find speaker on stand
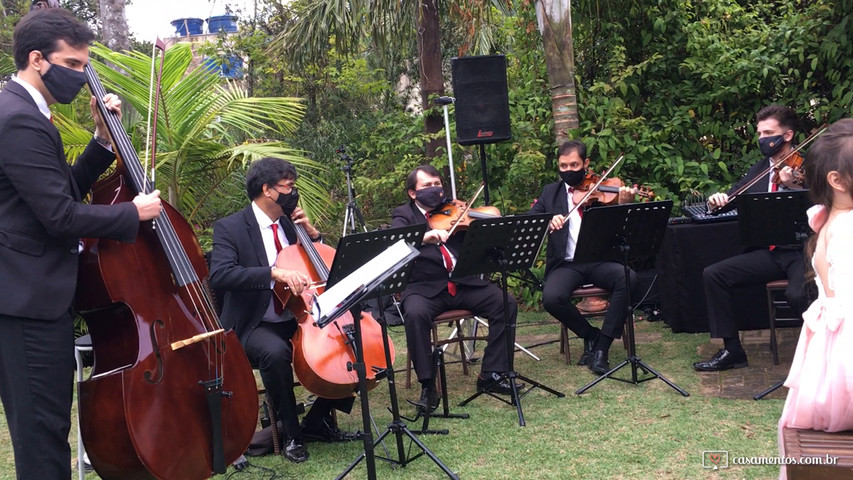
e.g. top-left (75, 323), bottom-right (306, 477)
top-left (450, 54), bottom-right (511, 205)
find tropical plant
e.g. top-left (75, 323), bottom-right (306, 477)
top-left (0, 52), bottom-right (14, 76)
top-left (54, 42), bottom-right (331, 230)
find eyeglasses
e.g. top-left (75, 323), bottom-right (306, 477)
top-left (272, 182), bottom-right (294, 194)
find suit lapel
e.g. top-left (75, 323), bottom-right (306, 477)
top-left (242, 206), bottom-right (268, 267)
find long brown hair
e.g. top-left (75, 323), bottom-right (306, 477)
top-left (802, 119), bottom-right (853, 278)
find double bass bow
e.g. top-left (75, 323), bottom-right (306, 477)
top-left (75, 50), bottom-right (257, 479)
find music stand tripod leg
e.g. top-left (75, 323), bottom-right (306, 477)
top-left (337, 289), bottom-right (459, 480)
top-left (754, 380), bottom-right (785, 400)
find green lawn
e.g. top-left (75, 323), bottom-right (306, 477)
top-left (0, 311), bottom-right (786, 479)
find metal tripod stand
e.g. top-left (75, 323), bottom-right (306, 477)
top-left (336, 145), bottom-right (368, 236)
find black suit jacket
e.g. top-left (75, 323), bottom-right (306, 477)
top-left (390, 202), bottom-right (488, 300)
top-left (209, 205), bottom-right (299, 345)
top-left (0, 81), bottom-right (138, 320)
top-left (527, 181), bottom-right (575, 278)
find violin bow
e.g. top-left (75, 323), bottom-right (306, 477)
top-left (561, 153), bottom-right (626, 221)
top-left (708, 124), bottom-right (828, 214)
top-left (446, 182), bottom-right (486, 237)
top-left (143, 38), bottom-right (167, 195)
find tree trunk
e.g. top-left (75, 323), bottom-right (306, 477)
top-left (99, 0), bottom-right (130, 52)
top-left (417, 0), bottom-right (444, 159)
top-left (536, 0), bottom-right (578, 145)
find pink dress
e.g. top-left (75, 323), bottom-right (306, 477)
top-left (778, 207), bottom-right (853, 479)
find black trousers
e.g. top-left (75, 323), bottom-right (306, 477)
top-left (0, 312), bottom-right (74, 480)
top-left (402, 283), bottom-right (515, 382)
top-left (542, 261), bottom-right (639, 339)
top-left (244, 321), bottom-right (354, 439)
top-left (703, 247), bottom-right (807, 339)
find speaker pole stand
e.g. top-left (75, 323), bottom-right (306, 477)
top-left (478, 143), bottom-right (490, 206)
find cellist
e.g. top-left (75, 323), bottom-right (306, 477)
top-left (209, 157), bottom-right (357, 464)
top-left (694, 105), bottom-right (809, 372)
top-left (0, 9), bottom-right (161, 479)
top-left (527, 140), bottom-right (638, 376)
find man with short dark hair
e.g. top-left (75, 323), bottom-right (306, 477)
top-left (210, 157), bottom-right (357, 464)
top-left (528, 140), bottom-right (638, 375)
top-left (0, 8), bottom-right (161, 479)
top-left (391, 165), bottom-right (518, 412)
top-left (693, 105), bottom-right (808, 371)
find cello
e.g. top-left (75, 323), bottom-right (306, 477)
top-left (273, 217), bottom-right (395, 400)
top-left (74, 60), bottom-right (257, 478)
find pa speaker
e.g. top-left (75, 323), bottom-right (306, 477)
top-left (451, 55), bottom-right (511, 145)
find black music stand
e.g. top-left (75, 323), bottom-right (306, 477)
top-left (454, 214), bottom-right (564, 426)
top-left (574, 201), bottom-right (689, 396)
top-left (736, 190), bottom-right (811, 400)
top-left (326, 226), bottom-right (459, 480)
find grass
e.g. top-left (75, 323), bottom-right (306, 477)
top-left (0, 310), bottom-right (787, 479)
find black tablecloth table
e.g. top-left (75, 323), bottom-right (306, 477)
top-left (656, 221), bottom-right (770, 333)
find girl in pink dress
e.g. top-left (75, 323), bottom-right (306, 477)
top-left (778, 118), bottom-right (853, 479)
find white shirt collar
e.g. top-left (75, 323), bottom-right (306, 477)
top-left (251, 201), bottom-right (279, 230)
top-left (12, 76), bottom-right (51, 120)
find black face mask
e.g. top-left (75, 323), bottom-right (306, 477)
top-left (559, 168), bottom-right (586, 187)
top-left (758, 133), bottom-right (788, 158)
top-left (415, 186), bottom-right (446, 209)
top-left (274, 187), bottom-right (299, 217)
top-left (40, 58), bottom-right (87, 104)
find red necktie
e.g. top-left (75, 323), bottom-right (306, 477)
top-left (426, 212), bottom-right (456, 296)
top-left (271, 223), bottom-right (284, 314)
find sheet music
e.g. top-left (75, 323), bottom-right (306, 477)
top-left (312, 239), bottom-right (419, 327)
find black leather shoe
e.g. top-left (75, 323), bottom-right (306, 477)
top-left (301, 418), bottom-right (360, 443)
top-left (693, 348), bottom-right (748, 371)
top-left (284, 438), bottom-right (309, 463)
top-left (589, 350), bottom-right (610, 375)
top-left (577, 327), bottom-right (600, 366)
top-left (476, 372), bottom-right (525, 395)
top-left (415, 385), bottom-right (439, 413)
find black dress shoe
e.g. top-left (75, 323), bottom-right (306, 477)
top-left (577, 327), bottom-right (600, 366)
top-left (476, 372), bottom-right (525, 395)
top-left (301, 418), bottom-right (360, 443)
top-left (692, 348), bottom-right (748, 371)
top-left (415, 385), bottom-right (439, 413)
top-left (284, 438), bottom-right (309, 463)
top-left (589, 350), bottom-right (610, 375)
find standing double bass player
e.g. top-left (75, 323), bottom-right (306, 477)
top-left (210, 157), bottom-right (358, 464)
top-left (0, 9), bottom-right (161, 479)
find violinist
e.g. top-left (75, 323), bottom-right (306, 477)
top-left (209, 158), bottom-right (357, 464)
top-left (0, 9), bottom-right (161, 479)
top-left (527, 140), bottom-right (639, 375)
top-left (694, 105), bottom-right (808, 372)
top-left (391, 165), bottom-right (519, 413)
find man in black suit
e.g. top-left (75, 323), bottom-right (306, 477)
top-left (209, 157), bottom-right (356, 464)
top-left (527, 140), bottom-right (639, 375)
top-left (0, 9), bottom-right (161, 479)
top-left (693, 105), bottom-right (808, 371)
top-left (391, 165), bottom-right (517, 411)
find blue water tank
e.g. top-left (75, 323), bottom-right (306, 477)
top-left (207, 15), bottom-right (238, 33)
top-left (171, 18), bottom-right (204, 36)
top-left (202, 56), bottom-right (244, 79)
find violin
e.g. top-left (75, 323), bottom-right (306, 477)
top-left (273, 219), bottom-right (394, 399)
top-left (427, 199), bottom-right (501, 233)
top-left (426, 182), bottom-right (501, 234)
top-left (572, 172), bottom-right (655, 208)
top-left (772, 150), bottom-right (805, 186)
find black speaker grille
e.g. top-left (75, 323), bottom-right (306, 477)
top-left (451, 55), bottom-right (511, 145)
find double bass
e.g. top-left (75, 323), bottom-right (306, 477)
top-left (273, 218), bottom-right (395, 399)
top-left (75, 62), bottom-right (257, 478)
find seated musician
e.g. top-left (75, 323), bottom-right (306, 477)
top-left (209, 158), bottom-right (356, 464)
top-left (527, 140), bottom-right (638, 375)
top-left (693, 105), bottom-right (808, 371)
top-left (391, 165), bottom-right (519, 412)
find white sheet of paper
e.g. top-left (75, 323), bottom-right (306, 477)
top-left (312, 239), bottom-right (418, 326)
